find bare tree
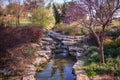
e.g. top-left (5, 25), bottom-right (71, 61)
top-left (6, 0), bottom-right (27, 26)
top-left (25, 0), bottom-right (44, 10)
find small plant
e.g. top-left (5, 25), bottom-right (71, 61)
top-left (104, 38), bottom-right (113, 48)
top-left (84, 46), bottom-right (98, 56)
top-left (104, 47), bottom-right (120, 58)
top-left (115, 36), bottom-right (120, 47)
top-left (85, 69), bottom-right (96, 77)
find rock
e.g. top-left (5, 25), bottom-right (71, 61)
top-left (0, 69), bottom-right (12, 75)
top-left (37, 51), bottom-right (51, 59)
top-left (68, 46), bottom-right (84, 52)
top-left (82, 36), bottom-right (89, 44)
top-left (25, 65), bottom-right (35, 74)
top-left (75, 70), bottom-right (85, 74)
top-left (37, 50), bottom-right (51, 55)
top-left (92, 75), bottom-right (114, 80)
top-left (74, 36), bottom-right (83, 39)
top-left (62, 41), bottom-right (76, 46)
top-left (33, 57), bottom-right (42, 66)
top-left (76, 74), bottom-right (89, 80)
top-left (53, 49), bottom-right (65, 54)
top-left (73, 60), bottom-right (89, 80)
top-left (66, 36), bottom-right (75, 39)
top-left (83, 45), bottom-right (89, 50)
top-left (42, 37), bottom-right (53, 41)
top-left (22, 65), bottom-right (36, 80)
top-left (48, 31), bottom-right (68, 41)
top-left (31, 43), bottom-right (40, 49)
top-left (40, 41), bottom-right (51, 45)
top-left (22, 75), bottom-right (35, 80)
top-left (73, 60), bottom-right (84, 69)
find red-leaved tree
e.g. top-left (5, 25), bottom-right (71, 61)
top-left (61, 0), bottom-right (120, 63)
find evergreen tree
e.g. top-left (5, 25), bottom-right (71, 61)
top-left (53, 4), bottom-right (61, 24)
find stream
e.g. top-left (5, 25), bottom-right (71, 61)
top-left (35, 40), bottom-right (76, 80)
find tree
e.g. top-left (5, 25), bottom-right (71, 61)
top-left (61, 0), bottom-right (120, 63)
top-left (25, 0), bottom-right (44, 10)
top-left (0, 0), bottom-right (4, 8)
top-left (31, 7), bottom-right (54, 30)
top-left (53, 3), bottom-right (61, 24)
top-left (6, 0), bottom-right (27, 26)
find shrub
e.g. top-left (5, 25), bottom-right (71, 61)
top-left (104, 47), bottom-right (120, 58)
top-left (106, 29), bottom-right (120, 39)
top-left (32, 7), bottom-right (54, 30)
top-left (84, 45), bottom-right (120, 76)
top-left (84, 46), bottom-right (98, 56)
top-left (53, 23), bottom-right (83, 35)
top-left (104, 36), bottom-right (120, 49)
top-left (115, 36), bottom-right (120, 47)
top-left (104, 38), bottom-right (114, 48)
top-left (84, 46), bottom-right (100, 65)
top-left (84, 57), bottom-right (120, 76)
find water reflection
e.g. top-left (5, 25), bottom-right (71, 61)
top-left (35, 54), bottom-right (75, 80)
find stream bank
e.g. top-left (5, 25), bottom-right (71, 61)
top-left (0, 30), bottom-right (89, 80)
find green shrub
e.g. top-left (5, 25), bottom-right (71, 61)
top-left (116, 67), bottom-right (120, 75)
top-left (104, 47), bottom-right (120, 58)
top-left (84, 47), bottom-right (120, 77)
top-left (84, 46), bottom-right (100, 65)
top-left (53, 23), bottom-right (83, 35)
top-left (106, 30), bottom-right (120, 39)
top-left (115, 36), bottom-right (120, 47)
top-left (84, 46), bottom-right (98, 56)
top-left (84, 57), bottom-right (120, 76)
top-left (32, 7), bottom-right (54, 30)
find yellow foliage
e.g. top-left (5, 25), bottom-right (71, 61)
top-left (115, 36), bottom-right (120, 47)
top-left (104, 36), bottom-right (120, 48)
top-left (104, 38), bottom-right (113, 45)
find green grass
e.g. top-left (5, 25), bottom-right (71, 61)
top-left (19, 20), bottom-right (31, 26)
top-left (10, 20), bottom-right (32, 27)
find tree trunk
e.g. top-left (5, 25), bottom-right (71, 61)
top-left (92, 30), bottom-right (105, 64)
top-left (99, 40), bottom-right (105, 64)
top-left (89, 28), bottom-right (105, 64)
top-left (16, 15), bottom-right (20, 26)
top-left (17, 14), bottom-right (20, 26)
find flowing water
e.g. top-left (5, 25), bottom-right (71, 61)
top-left (35, 49), bottom-right (76, 80)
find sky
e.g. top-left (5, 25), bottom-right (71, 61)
top-left (3, 0), bottom-right (72, 7)
top-left (2, 0), bottom-right (120, 17)
top-left (53, 0), bottom-right (72, 4)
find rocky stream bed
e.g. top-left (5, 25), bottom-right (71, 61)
top-left (21, 30), bottom-right (90, 80)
